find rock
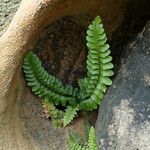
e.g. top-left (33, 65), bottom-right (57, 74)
top-left (0, 0), bottom-right (20, 36)
top-left (96, 22), bottom-right (150, 150)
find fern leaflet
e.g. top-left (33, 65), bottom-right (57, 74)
top-left (87, 127), bottom-right (97, 150)
top-left (67, 126), bottom-right (97, 150)
top-left (42, 98), bottom-right (64, 127)
top-left (63, 106), bottom-right (79, 127)
top-left (68, 130), bottom-right (87, 150)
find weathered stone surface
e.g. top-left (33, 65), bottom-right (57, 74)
top-left (0, 0), bottom-right (149, 149)
top-left (96, 22), bottom-right (150, 150)
top-left (0, 0), bottom-right (21, 36)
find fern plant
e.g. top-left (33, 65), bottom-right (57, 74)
top-left (67, 126), bottom-right (97, 150)
top-left (78, 16), bottom-right (114, 111)
top-left (42, 98), bottom-right (79, 128)
top-left (23, 15), bottom-right (114, 127)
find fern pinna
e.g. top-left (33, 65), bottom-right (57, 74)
top-left (23, 15), bottom-right (114, 126)
top-left (78, 16), bottom-right (114, 111)
top-left (67, 126), bottom-right (97, 150)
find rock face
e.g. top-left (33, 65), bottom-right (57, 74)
top-left (96, 22), bottom-right (150, 150)
top-left (0, 0), bottom-right (21, 36)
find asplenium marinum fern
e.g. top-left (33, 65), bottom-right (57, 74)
top-left (67, 126), bottom-right (97, 150)
top-left (42, 98), bottom-right (79, 128)
top-left (23, 15), bottom-right (114, 127)
top-left (42, 98), bottom-right (64, 127)
top-left (78, 16), bottom-right (114, 111)
top-left (23, 52), bottom-right (78, 107)
top-left (63, 106), bottom-right (79, 127)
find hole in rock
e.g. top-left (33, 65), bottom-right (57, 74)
top-left (21, 1), bottom-right (150, 147)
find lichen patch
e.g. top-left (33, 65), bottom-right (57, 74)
top-left (144, 74), bottom-right (150, 86)
top-left (104, 99), bottom-right (150, 150)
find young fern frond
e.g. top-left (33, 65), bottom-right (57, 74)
top-left (63, 106), bottom-right (79, 127)
top-left (87, 127), bottom-right (97, 150)
top-left (78, 16), bottom-right (114, 111)
top-left (42, 98), bottom-right (63, 118)
top-left (68, 130), bottom-right (87, 150)
top-left (42, 98), bottom-right (64, 127)
top-left (23, 51), bottom-right (78, 106)
top-left (67, 126), bottom-right (97, 150)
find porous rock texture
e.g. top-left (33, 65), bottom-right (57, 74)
top-left (0, 0), bottom-right (130, 149)
top-left (96, 22), bottom-right (150, 150)
top-left (0, 0), bottom-right (149, 149)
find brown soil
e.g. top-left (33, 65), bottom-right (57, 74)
top-left (20, 16), bottom-right (97, 149)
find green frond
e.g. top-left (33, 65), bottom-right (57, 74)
top-left (63, 106), bottom-right (79, 127)
top-left (68, 130), bottom-right (87, 150)
top-left (67, 126), bottom-right (97, 150)
top-left (78, 78), bottom-right (92, 100)
top-left (87, 127), bottom-right (98, 150)
top-left (51, 117), bottom-right (64, 128)
top-left (23, 51), bottom-right (78, 106)
top-left (42, 98), bottom-right (63, 118)
top-left (42, 98), bottom-right (64, 128)
top-left (78, 15), bottom-right (114, 111)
